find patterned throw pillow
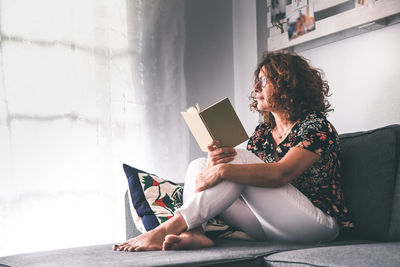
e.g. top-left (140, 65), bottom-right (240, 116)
top-left (123, 163), bottom-right (253, 240)
top-left (123, 164), bottom-right (183, 233)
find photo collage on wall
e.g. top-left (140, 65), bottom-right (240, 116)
top-left (271, 0), bottom-right (286, 25)
top-left (270, 0), bottom-right (316, 41)
top-left (356, 0), bottom-right (377, 8)
top-left (286, 0), bottom-right (315, 40)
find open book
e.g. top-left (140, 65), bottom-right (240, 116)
top-left (181, 98), bottom-right (249, 152)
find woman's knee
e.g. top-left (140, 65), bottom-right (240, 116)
top-left (191, 157), bottom-right (207, 167)
top-left (184, 157), bottom-right (207, 184)
top-left (186, 157), bottom-right (207, 173)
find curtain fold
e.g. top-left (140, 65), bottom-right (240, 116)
top-left (0, 0), bottom-right (187, 256)
top-left (127, 0), bottom-right (188, 180)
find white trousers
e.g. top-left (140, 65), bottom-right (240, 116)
top-left (177, 149), bottom-right (339, 243)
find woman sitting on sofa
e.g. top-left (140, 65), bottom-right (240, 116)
top-left (114, 51), bottom-right (354, 252)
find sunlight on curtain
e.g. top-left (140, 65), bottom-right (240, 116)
top-left (0, 0), bottom-right (187, 256)
top-left (126, 0), bottom-right (188, 181)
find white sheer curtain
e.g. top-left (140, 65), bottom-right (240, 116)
top-left (126, 0), bottom-right (188, 181)
top-left (0, 0), bottom-right (187, 256)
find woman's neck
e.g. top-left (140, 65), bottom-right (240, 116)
top-left (272, 112), bottom-right (292, 132)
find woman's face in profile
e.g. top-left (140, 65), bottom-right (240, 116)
top-left (254, 66), bottom-right (274, 112)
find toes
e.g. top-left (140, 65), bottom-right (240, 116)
top-left (113, 244), bottom-right (126, 251)
top-left (118, 245), bottom-right (136, 252)
top-left (165, 234), bottom-right (181, 243)
top-left (124, 247), bottom-right (130, 252)
top-left (162, 241), bottom-right (171, 251)
top-left (134, 246), bottom-right (144, 252)
top-left (114, 239), bottom-right (149, 252)
top-left (114, 242), bottom-right (141, 252)
top-left (117, 244), bottom-right (129, 251)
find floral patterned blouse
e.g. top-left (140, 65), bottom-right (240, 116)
top-left (247, 113), bottom-right (354, 230)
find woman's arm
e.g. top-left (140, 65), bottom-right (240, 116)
top-left (196, 147), bottom-right (320, 191)
top-left (224, 147), bottom-right (320, 187)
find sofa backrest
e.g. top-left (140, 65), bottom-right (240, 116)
top-left (339, 124), bottom-right (400, 241)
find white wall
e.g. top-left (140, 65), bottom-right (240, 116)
top-left (299, 23), bottom-right (400, 134)
top-left (232, 0), bottom-right (260, 141)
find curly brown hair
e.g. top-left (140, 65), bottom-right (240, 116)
top-left (250, 51), bottom-right (332, 128)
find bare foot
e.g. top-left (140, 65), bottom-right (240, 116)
top-left (162, 231), bottom-right (214, 250)
top-left (113, 227), bottom-right (167, 252)
top-left (113, 212), bottom-right (188, 252)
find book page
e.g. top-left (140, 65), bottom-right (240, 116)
top-left (181, 108), bottom-right (213, 152)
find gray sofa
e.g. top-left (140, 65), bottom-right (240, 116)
top-left (1, 124), bottom-right (399, 267)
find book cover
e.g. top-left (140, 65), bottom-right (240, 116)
top-left (181, 98), bottom-right (249, 152)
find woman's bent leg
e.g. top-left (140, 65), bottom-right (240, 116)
top-left (179, 153), bottom-right (266, 241)
top-left (219, 196), bottom-right (267, 241)
top-left (241, 184), bottom-right (339, 243)
top-left (163, 157), bottom-right (232, 250)
top-left (181, 157), bottom-right (207, 204)
top-left (178, 149), bottom-right (339, 243)
top-left (178, 177), bottom-right (245, 230)
top-left (208, 149), bottom-right (339, 243)
top-left (177, 150), bottom-right (261, 231)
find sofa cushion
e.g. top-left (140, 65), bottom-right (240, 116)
top-left (339, 125), bottom-right (400, 241)
top-left (0, 241), bottom-right (310, 267)
top-left (264, 242), bottom-right (400, 267)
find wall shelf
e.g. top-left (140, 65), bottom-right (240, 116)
top-left (266, 0), bottom-right (400, 52)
